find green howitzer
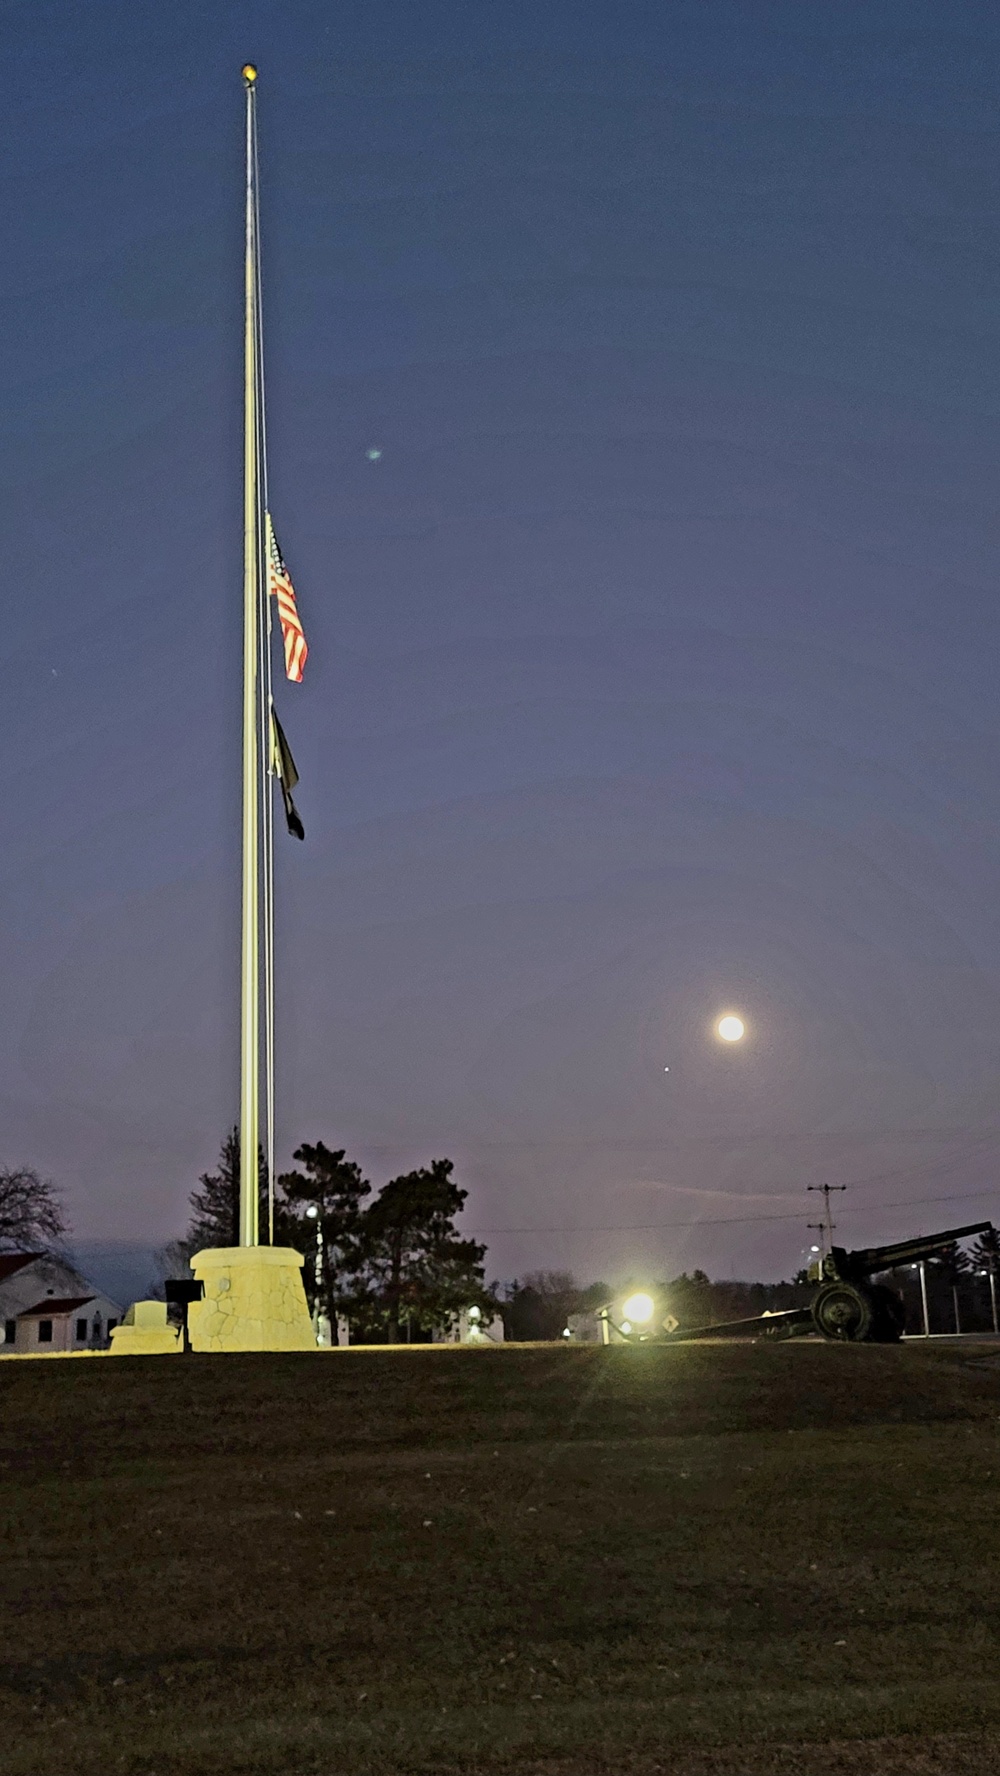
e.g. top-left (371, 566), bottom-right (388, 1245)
top-left (663, 1219), bottom-right (995, 1344)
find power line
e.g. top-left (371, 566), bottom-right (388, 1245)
top-left (465, 1184), bottom-right (997, 1238)
top-left (444, 1129), bottom-right (1000, 1151)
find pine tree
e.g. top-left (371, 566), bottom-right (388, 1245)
top-left (352, 1158), bottom-right (491, 1342)
top-left (275, 1142), bottom-right (371, 1324)
top-left (187, 1128), bottom-right (268, 1250)
top-left (971, 1227), bottom-right (1000, 1274)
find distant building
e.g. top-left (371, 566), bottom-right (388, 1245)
top-left (434, 1305), bottom-right (505, 1344)
top-left (0, 1254), bottom-right (122, 1354)
top-left (564, 1310), bottom-right (607, 1343)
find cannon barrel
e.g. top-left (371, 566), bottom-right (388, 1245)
top-left (663, 1307), bottom-right (812, 1342)
top-left (834, 1220), bottom-right (994, 1282)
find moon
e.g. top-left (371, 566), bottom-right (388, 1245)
top-left (717, 1014), bottom-right (745, 1042)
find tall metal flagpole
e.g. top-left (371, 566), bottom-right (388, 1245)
top-left (239, 64), bottom-right (260, 1246)
top-left (252, 98), bottom-right (277, 1248)
top-left (157, 66), bottom-right (315, 1353)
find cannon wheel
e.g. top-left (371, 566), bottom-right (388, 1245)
top-left (867, 1283), bottom-right (906, 1343)
top-left (812, 1282), bottom-right (873, 1342)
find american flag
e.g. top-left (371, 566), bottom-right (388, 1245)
top-left (266, 512), bottom-right (308, 682)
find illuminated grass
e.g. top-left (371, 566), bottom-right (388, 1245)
top-left (2, 1342), bottom-right (1000, 1773)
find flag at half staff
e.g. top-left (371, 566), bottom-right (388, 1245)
top-left (270, 707), bottom-right (305, 840)
top-left (266, 512), bottom-right (308, 682)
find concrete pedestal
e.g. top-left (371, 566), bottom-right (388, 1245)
top-left (110, 1300), bottom-right (181, 1356)
top-left (187, 1246), bottom-right (316, 1352)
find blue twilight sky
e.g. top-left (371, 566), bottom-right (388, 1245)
top-left (4, 0), bottom-right (1000, 1285)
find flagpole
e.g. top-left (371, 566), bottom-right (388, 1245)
top-left (170, 69), bottom-right (314, 1355)
top-left (239, 64), bottom-right (260, 1247)
top-left (253, 98), bottom-right (277, 1247)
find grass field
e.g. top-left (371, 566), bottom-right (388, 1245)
top-left (3, 1340), bottom-right (1000, 1775)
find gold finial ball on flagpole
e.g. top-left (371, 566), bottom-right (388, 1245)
top-left (242, 64), bottom-right (258, 84)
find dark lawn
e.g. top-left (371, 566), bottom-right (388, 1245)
top-left (2, 1340), bottom-right (1000, 1774)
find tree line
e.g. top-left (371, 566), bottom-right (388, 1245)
top-left (174, 1130), bottom-right (495, 1343)
top-left (4, 1152), bottom-right (999, 1342)
top-left (499, 1268), bottom-right (818, 1339)
top-left (501, 1235), bottom-right (1000, 1340)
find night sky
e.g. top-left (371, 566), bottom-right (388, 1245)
top-left (5, 0), bottom-right (1000, 1286)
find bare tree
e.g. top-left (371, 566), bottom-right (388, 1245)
top-left (146, 1240), bottom-right (194, 1300)
top-left (0, 1166), bottom-right (68, 1252)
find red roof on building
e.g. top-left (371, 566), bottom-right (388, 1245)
top-left (17, 1296), bottom-right (95, 1319)
top-left (0, 1253), bottom-right (39, 1283)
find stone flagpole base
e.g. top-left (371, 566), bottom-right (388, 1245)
top-left (187, 1246), bottom-right (316, 1352)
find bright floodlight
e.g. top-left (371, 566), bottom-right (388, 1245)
top-left (622, 1292), bottom-right (654, 1324)
top-left (305, 1205), bottom-right (319, 1220)
top-left (717, 1015), bottom-right (745, 1042)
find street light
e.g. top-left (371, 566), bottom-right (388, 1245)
top-left (304, 1205), bottom-right (326, 1344)
top-left (980, 1268), bottom-right (999, 1335)
top-left (622, 1292), bottom-right (654, 1325)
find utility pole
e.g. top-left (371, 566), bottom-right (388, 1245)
top-left (807, 1183), bottom-right (846, 1254)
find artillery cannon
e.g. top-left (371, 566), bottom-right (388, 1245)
top-left (805, 1220), bottom-right (993, 1342)
top-left (656, 1220), bottom-right (995, 1344)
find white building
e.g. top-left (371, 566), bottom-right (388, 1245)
top-left (0, 1254), bottom-right (122, 1354)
